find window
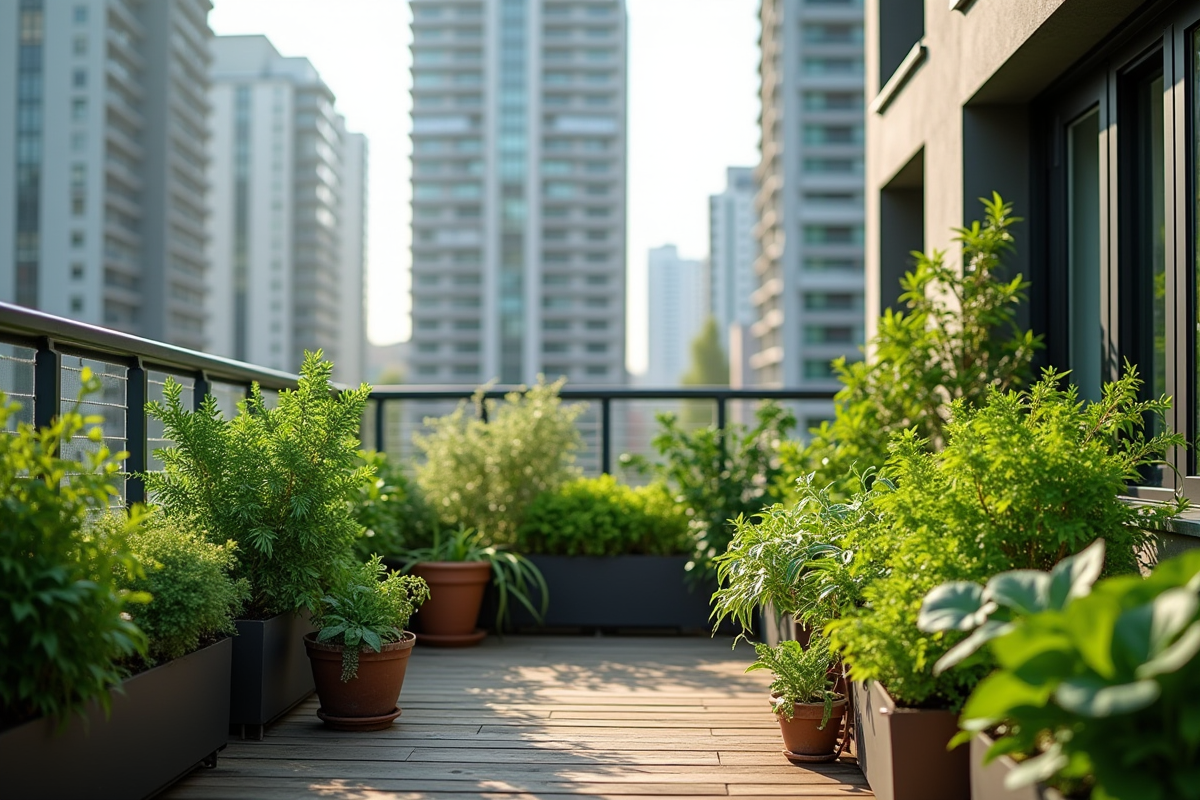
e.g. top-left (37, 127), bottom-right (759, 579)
top-left (585, 343), bottom-right (607, 353)
top-left (804, 257), bottom-right (861, 272)
top-left (70, 297), bottom-right (83, 313)
top-left (805, 325), bottom-right (861, 344)
top-left (803, 158), bottom-right (863, 174)
top-left (71, 231), bottom-right (84, 247)
top-left (73, 36), bottom-right (87, 55)
top-left (804, 225), bottom-right (864, 245)
top-left (585, 365), bottom-right (608, 376)
top-left (72, 69), bottom-right (86, 88)
top-left (803, 57), bottom-right (863, 76)
top-left (71, 263), bottom-right (84, 279)
top-left (1067, 108), bottom-right (1102, 402)
top-left (543, 342), bottom-right (568, 353)
top-left (454, 319), bottom-right (480, 330)
top-left (803, 125), bottom-right (863, 146)
top-left (804, 292), bottom-right (860, 311)
top-left (804, 359), bottom-right (837, 380)
top-left (72, 99), bottom-right (87, 121)
top-left (802, 24), bottom-right (863, 45)
top-left (73, 5), bottom-right (87, 23)
top-left (803, 91), bottom-right (863, 111)
top-left (585, 320), bottom-right (607, 330)
top-left (544, 319), bottom-right (569, 330)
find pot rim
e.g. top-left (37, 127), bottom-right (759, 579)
top-left (304, 630), bottom-right (416, 654)
top-left (770, 692), bottom-right (848, 708)
top-left (412, 560), bottom-right (492, 569)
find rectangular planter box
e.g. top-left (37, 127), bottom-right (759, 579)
top-left (853, 680), bottom-right (970, 800)
top-left (971, 733), bottom-right (1063, 800)
top-left (0, 637), bottom-right (232, 800)
top-left (499, 555), bottom-right (721, 632)
top-left (229, 611), bottom-right (315, 738)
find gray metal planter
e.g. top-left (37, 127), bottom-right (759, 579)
top-left (0, 637), bottom-right (232, 800)
top-left (229, 611), bottom-right (316, 739)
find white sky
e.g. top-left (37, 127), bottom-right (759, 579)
top-left (209, 0), bottom-right (761, 376)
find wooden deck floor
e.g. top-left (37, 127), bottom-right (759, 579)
top-left (165, 636), bottom-right (872, 800)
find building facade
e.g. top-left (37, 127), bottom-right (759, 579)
top-left (406, 0), bottom-right (628, 386)
top-left (708, 166), bottom-right (757, 377)
top-left (752, 0), bottom-right (866, 400)
top-left (863, 0), bottom-right (1200, 503)
top-left (0, 0), bottom-right (213, 349)
top-left (208, 35), bottom-right (366, 382)
top-left (644, 244), bottom-right (704, 387)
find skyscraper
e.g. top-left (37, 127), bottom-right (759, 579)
top-left (207, 35), bottom-right (367, 382)
top-left (752, 0), bottom-right (865, 405)
top-left (644, 244), bottom-right (704, 388)
top-left (0, 0), bottom-right (213, 349)
top-left (708, 166), bottom-right (756, 372)
top-left (407, 0), bottom-right (628, 386)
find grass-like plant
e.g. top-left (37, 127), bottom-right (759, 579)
top-left (314, 556), bottom-right (430, 682)
top-left (746, 637), bottom-right (841, 727)
top-left (0, 375), bottom-right (147, 727)
top-left (401, 526), bottom-right (548, 630)
top-left (145, 351), bottom-right (372, 617)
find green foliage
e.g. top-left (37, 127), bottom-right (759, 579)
top-left (826, 368), bottom-right (1186, 709)
top-left (0, 377), bottom-right (147, 727)
top-left (681, 317), bottom-right (730, 387)
top-left (401, 526), bottom-right (549, 630)
top-left (94, 510), bottom-right (249, 665)
top-left (352, 451), bottom-right (437, 561)
top-left (516, 476), bottom-right (691, 557)
top-left (746, 637), bottom-right (841, 726)
top-left (625, 402), bottom-right (796, 578)
top-left (414, 377), bottom-right (585, 545)
top-left (788, 194), bottom-right (1042, 495)
top-left (944, 546), bottom-right (1200, 800)
top-left (145, 351), bottom-right (372, 617)
top-left (314, 556), bottom-right (430, 682)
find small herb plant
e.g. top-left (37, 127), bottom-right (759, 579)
top-left (414, 377), bottom-right (585, 545)
top-left (516, 476), bottom-right (691, 557)
top-left (352, 450), bottom-right (437, 561)
top-left (624, 402), bottom-right (795, 578)
top-left (314, 556), bottom-right (430, 682)
top-left (145, 352), bottom-right (372, 617)
top-left (922, 542), bottom-right (1200, 799)
top-left (0, 377), bottom-right (147, 727)
top-left (92, 510), bottom-right (249, 665)
top-left (746, 637), bottom-right (841, 727)
top-left (402, 526), bottom-right (548, 630)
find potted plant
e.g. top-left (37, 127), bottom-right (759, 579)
top-left (145, 351), bottom-right (372, 738)
top-left (401, 526), bottom-right (547, 646)
top-left (746, 637), bottom-right (847, 763)
top-left (304, 556), bottom-right (429, 731)
top-left (351, 450), bottom-right (437, 566)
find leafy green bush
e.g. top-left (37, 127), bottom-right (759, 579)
top-left (414, 377), bottom-right (585, 544)
top-left (314, 556), bottom-right (430, 682)
top-left (826, 368), bottom-right (1185, 709)
top-left (787, 194), bottom-right (1042, 495)
top-left (0, 376), bottom-right (147, 727)
top-left (92, 510), bottom-right (249, 665)
top-left (923, 541), bottom-right (1200, 799)
top-left (747, 637), bottom-right (841, 726)
top-left (145, 351), bottom-right (372, 617)
top-left (352, 451), bottom-right (437, 561)
top-left (516, 476), bottom-right (691, 557)
top-left (625, 402), bottom-right (795, 577)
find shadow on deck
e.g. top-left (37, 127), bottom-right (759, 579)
top-left (164, 636), bottom-right (872, 799)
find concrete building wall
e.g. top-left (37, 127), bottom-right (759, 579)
top-left (339, 127), bottom-right (368, 386)
top-left (645, 245), bottom-right (704, 388)
top-left (708, 166), bottom-right (757, 355)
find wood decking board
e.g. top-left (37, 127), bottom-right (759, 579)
top-left (163, 636), bottom-right (871, 799)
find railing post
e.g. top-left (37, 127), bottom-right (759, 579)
top-left (33, 337), bottom-right (60, 433)
top-left (194, 371), bottom-right (210, 412)
top-left (375, 397), bottom-right (386, 454)
top-left (125, 358), bottom-right (148, 505)
top-left (600, 397), bottom-right (612, 475)
top-left (716, 395), bottom-right (728, 473)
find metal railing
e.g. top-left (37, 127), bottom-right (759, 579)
top-left (0, 302), bottom-right (837, 491)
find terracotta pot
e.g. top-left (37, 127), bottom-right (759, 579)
top-left (777, 697), bottom-right (847, 757)
top-left (411, 561), bottom-right (492, 646)
top-left (304, 631), bottom-right (415, 731)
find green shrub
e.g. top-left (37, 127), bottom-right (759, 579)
top-left (93, 511), bottom-right (249, 665)
top-left (746, 637), bottom-right (840, 725)
top-left (516, 476), bottom-right (691, 557)
top-left (145, 351), bottom-right (372, 617)
top-left (826, 368), bottom-right (1185, 709)
top-left (0, 375), bottom-right (147, 727)
top-left (414, 377), bottom-right (585, 544)
top-left (625, 402), bottom-right (795, 578)
top-left (352, 451), bottom-right (437, 561)
top-left (787, 194), bottom-right (1041, 496)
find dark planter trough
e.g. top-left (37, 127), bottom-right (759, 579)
top-left (971, 733), bottom-right (1063, 800)
top-left (0, 637), bottom-right (232, 800)
top-left (230, 611), bottom-right (316, 739)
top-left (853, 679), bottom-right (970, 800)
top-left (499, 555), bottom-right (720, 632)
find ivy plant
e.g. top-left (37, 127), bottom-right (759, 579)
top-left (314, 556), bottom-right (430, 682)
top-left (746, 637), bottom-right (841, 727)
top-left (145, 351), bottom-right (372, 617)
top-left (0, 376), bottom-right (147, 727)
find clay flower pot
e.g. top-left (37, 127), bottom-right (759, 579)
top-left (304, 631), bottom-right (415, 731)
top-left (411, 561), bottom-right (492, 647)
top-left (776, 697), bottom-right (847, 762)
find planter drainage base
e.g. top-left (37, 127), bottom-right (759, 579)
top-left (783, 748), bottom-right (841, 764)
top-left (317, 705), bottom-right (402, 732)
top-left (417, 628), bottom-right (487, 647)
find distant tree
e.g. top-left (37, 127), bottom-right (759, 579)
top-left (680, 317), bottom-right (730, 426)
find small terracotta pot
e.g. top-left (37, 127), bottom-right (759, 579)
top-left (411, 561), bottom-right (492, 647)
top-left (777, 697), bottom-right (847, 757)
top-left (304, 631), bottom-right (415, 731)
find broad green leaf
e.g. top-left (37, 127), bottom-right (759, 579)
top-left (1005, 743), bottom-right (1067, 789)
top-left (1113, 590), bottom-right (1198, 671)
top-left (1137, 621), bottom-right (1200, 679)
top-left (933, 619), bottom-right (1014, 674)
top-left (1064, 593), bottom-right (1120, 679)
top-left (985, 570), bottom-right (1051, 615)
top-left (919, 581), bottom-right (992, 632)
top-left (991, 618), bottom-right (1073, 672)
top-left (1054, 677), bottom-right (1159, 717)
top-left (962, 671), bottom-right (1053, 724)
top-left (1047, 538), bottom-right (1105, 610)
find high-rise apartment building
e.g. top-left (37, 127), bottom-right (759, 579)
top-left (407, 0), bottom-right (628, 386)
top-left (708, 166), bottom-right (756, 365)
top-left (0, 0), bottom-right (213, 349)
top-left (752, 0), bottom-right (865, 400)
top-left (644, 244), bottom-right (704, 387)
top-left (207, 35), bottom-right (367, 382)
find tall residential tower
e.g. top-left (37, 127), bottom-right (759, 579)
top-left (708, 166), bottom-right (757, 379)
top-left (407, 0), bottom-right (628, 385)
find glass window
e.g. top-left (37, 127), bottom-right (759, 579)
top-left (1067, 108), bottom-right (1103, 401)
